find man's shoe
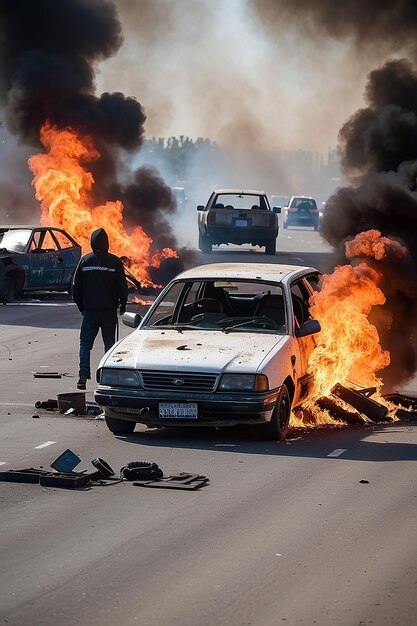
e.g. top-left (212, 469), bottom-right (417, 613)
top-left (77, 375), bottom-right (87, 390)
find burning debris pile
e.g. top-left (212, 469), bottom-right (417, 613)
top-left (0, 0), bottom-right (196, 288)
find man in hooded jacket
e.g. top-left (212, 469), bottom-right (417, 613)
top-left (72, 228), bottom-right (128, 390)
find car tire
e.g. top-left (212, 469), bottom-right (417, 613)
top-left (199, 233), bottom-right (212, 254)
top-left (2, 275), bottom-right (16, 302)
top-left (265, 238), bottom-right (276, 255)
top-left (105, 414), bottom-right (136, 434)
top-left (258, 384), bottom-right (291, 440)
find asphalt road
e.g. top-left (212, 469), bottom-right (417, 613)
top-left (1, 227), bottom-right (417, 626)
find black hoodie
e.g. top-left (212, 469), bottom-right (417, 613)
top-left (72, 228), bottom-right (128, 313)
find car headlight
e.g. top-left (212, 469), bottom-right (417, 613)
top-left (218, 374), bottom-right (269, 392)
top-left (99, 368), bottom-right (141, 387)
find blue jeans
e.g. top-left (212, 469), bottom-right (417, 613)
top-left (79, 310), bottom-right (117, 378)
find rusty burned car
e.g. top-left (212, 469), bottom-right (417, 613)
top-left (0, 226), bottom-right (81, 301)
top-left (95, 263), bottom-right (322, 440)
top-left (197, 189), bottom-right (281, 255)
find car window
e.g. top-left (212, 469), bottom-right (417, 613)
top-left (290, 280), bottom-right (311, 327)
top-left (146, 282), bottom-right (184, 326)
top-left (53, 230), bottom-right (77, 250)
top-left (144, 279), bottom-right (287, 333)
top-left (0, 229), bottom-right (32, 252)
top-left (40, 230), bottom-right (59, 252)
top-left (215, 194), bottom-right (269, 211)
top-left (29, 231), bottom-right (42, 252)
top-left (304, 274), bottom-right (321, 292)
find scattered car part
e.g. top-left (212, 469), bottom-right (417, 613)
top-left (33, 371), bottom-right (59, 377)
top-left (133, 472), bottom-right (209, 490)
top-left (120, 461), bottom-right (163, 481)
top-left (50, 449), bottom-right (82, 473)
top-left (331, 383), bottom-right (389, 422)
top-left (35, 399), bottom-right (59, 410)
top-left (57, 392), bottom-right (86, 414)
top-left (315, 396), bottom-right (367, 425)
top-left (91, 457), bottom-right (115, 478)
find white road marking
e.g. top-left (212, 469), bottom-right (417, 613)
top-left (35, 441), bottom-right (57, 449)
top-left (327, 448), bottom-right (347, 457)
top-left (0, 462), bottom-right (7, 466)
top-left (0, 402), bottom-right (34, 407)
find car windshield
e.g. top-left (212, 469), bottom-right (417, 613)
top-left (214, 194), bottom-right (269, 211)
top-left (143, 279), bottom-right (288, 334)
top-left (0, 229), bottom-right (32, 252)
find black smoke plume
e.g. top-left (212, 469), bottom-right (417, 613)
top-left (0, 0), bottom-right (196, 281)
top-left (251, 2), bottom-right (417, 388)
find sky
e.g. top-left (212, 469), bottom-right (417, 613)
top-left (95, 0), bottom-right (402, 155)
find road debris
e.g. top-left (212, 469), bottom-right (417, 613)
top-left (133, 472), bottom-right (209, 490)
top-left (35, 399), bottom-right (58, 410)
top-left (50, 449), bottom-right (81, 473)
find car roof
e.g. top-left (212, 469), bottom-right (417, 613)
top-left (213, 189), bottom-right (266, 196)
top-left (174, 262), bottom-right (318, 284)
top-left (0, 225), bottom-right (58, 230)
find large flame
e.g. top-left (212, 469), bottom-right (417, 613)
top-left (306, 230), bottom-right (407, 400)
top-left (292, 229), bottom-right (410, 427)
top-left (28, 122), bottom-right (177, 287)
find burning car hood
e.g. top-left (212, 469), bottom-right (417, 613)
top-left (104, 328), bottom-right (288, 374)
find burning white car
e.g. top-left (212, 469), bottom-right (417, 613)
top-left (95, 263), bottom-right (321, 440)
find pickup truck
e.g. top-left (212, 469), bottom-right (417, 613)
top-left (197, 189), bottom-right (281, 254)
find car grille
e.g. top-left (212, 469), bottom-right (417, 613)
top-left (141, 371), bottom-right (218, 392)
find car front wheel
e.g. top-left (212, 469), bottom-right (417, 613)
top-left (105, 413), bottom-right (136, 434)
top-left (258, 384), bottom-right (291, 440)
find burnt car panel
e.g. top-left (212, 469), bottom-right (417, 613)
top-left (0, 226), bottom-right (81, 300)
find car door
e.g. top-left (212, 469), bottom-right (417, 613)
top-left (51, 229), bottom-right (81, 286)
top-left (27, 229), bottom-right (64, 288)
top-left (290, 278), bottom-right (317, 404)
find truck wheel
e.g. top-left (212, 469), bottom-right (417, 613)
top-left (258, 384), bottom-right (291, 440)
top-left (199, 233), bottom-right (212, 254)
top-left (265, 238), bottom-right (276, 255)
top-left (105, 414), bottom-right (136, 434)
top-left (2, 275), bottom-right (16, 302)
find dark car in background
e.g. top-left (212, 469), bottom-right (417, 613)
top-left (0, 226), bottom-right (81, 301)
top-left (283, 196), bottom-right (320, 230)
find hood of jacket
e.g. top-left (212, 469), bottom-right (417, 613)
top-left (91, 228), bottom-right (109, 253)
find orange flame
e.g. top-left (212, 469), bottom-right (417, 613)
top-left (28, 122), bottom-right (177, 287)
top-left (307, 229), bottom-right (410, 403)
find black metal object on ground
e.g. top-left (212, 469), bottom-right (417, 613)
top-left (332, 383), bottom-right (389, 422)
top-left (0, 468), bottom-right (94, 488)
top-left (315, 396), bottom-right (366, 425)
top-left (383, 392), bottom-right (417, 421)
top-left (133, 472), bottom-right (209, 490)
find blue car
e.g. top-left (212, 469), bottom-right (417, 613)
top-left (0, 226), bottom-right (81, 301)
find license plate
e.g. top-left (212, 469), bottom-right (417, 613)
top-left (159, 402), bottom-right (198, 419)
top-left (235, 219), bottom-right (247, 227)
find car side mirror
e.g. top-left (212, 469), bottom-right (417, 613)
top-left (197, 205), bottom-right (205, 211)
top-left (295, 319), bottom-right (321, 338)
top-left (122, 312), bottom-right (142, 328)
top-left (272, 206), bottom-right (281, 214)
